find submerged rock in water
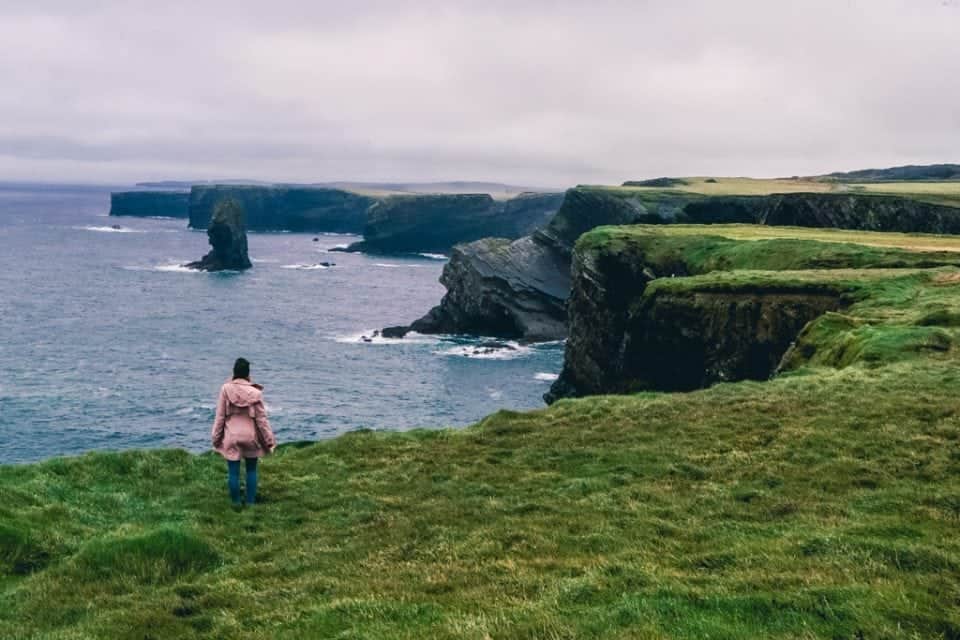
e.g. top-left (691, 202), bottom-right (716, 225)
top-left (185, 198), bottom-right (252, 272)
top-left (381, 325), bottom-right (410, 339)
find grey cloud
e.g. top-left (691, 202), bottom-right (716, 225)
top-left (0, 0), bottom-right (958, 185)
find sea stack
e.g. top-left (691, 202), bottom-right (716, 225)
top-left (185, 198), bottom-right (252, 271)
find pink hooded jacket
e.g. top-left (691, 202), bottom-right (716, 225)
top-left (211, 378), bottom-right (277, 461)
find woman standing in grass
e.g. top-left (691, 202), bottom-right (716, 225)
top-left (211, 357), bottom-right (277, 507)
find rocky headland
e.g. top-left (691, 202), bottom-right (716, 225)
top-left (402, 188), bottom-right (655, 341)
top-left (109, 191), bottom-right (190, 218)
top-left (185, 198), bottom-right (252, 271)
top-left (188, 185), bottom-right (375, 233)
top-left (546, 225), bottom-right (960, 402)
top-left (397, 180), bottom-right (960, 342)
top-left (339, 191), bottom-right (564, 254)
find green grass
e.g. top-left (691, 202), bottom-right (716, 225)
top-left (607, 223), bottom-right (960, 253)
top-left (3, 361), bottom-right (960, 638)
top-left (5, 226), bottom-right (960, 638)
top-left (588, 176), bottom-right (960, 205)
top-left (579, 225), bottom-right (960, 275)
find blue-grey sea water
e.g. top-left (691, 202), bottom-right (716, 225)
top-left (0, 183), bottom-right (564, 464)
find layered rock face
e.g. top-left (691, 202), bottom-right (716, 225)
top-left (410, 236), bottom-right (571, 340)
top-left (185, 198), bottom-right (252, 271)
top-left (681, 193), bottom-right (960, 232)
top-left (343, 191), bottom-right (564, 254)
top-left (545, 226), bottom-right (960, 403)
top-left (109, 191), bottom-right (189, 218)
top-left (406, 188), bottom-right (653, 340)
top-left (548, 270), bottom-right (845, 402)
top-left (188, 186), bottom-right (374, 233)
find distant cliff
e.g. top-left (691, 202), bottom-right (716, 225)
top-left (342, 191), bottom-right (564, 254)
top-left (188, 186), bottom-right (375, 233)
top-left (109, 191), bottom-right (189, 218)
top-left (681, 192), bottom-right (960, 232)
top-left (402, 187), bottom-right (960, 342)
top-left (818, 164), bottom-right (960, 182)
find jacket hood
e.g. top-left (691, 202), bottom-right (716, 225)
top-left (223, 379), bottom-right (262, 407)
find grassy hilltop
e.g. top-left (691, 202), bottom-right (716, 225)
top-left (3, 225), bottom-right (960, 638)
top-left (608, 176), bottom-right (960, 208)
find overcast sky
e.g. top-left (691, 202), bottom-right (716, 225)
top-left (1, 1), bottom-right (958, 187)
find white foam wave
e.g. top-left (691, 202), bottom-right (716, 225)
top-left (534, 372), bottom-right (560, 381)
top-left (281, 263), bottom-right (333, 270)
top-left (76, 225), bottom-right (144, 233)
top-left (153, 263), bottom-right (198, 273)
top-left (173, 403), bottom-right (216, 415)
top-left (334, 330), bottom-right (439, 345)
top-left (121, 263), bottom-right (196, 273)
top-left (435, 341), bottom-right (533, 360)
top-left (418, 253), bottom-right (448, 260)
top-left (372, 263), bottom-right (424, 268)
top-left (533, 340), bottom-right (567, 348)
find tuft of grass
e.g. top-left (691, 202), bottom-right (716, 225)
top-left (69, 526), bottom-right (220, 584)
top-left (0, 521), bottom-right (49, 575)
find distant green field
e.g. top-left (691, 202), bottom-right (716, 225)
top-left (3, 225), bottom-right (960, 638)
top-left (606, 223), bottom-right (960, 252)
top-left (592, 176), bottom-right (960, 207)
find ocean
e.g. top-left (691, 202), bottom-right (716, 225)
top-left (0, 183), bottom-right (564, 465)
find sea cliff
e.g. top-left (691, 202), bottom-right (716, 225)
top-left (109, 191), bottom-right (190, 218)
top-left (342, 191), bottom-right (563, 254)
top-left (406, 188), bottom-right (652, 340)
top-left (547, 225), bottom-right (960, 402)
top-left (188, 185), bottom-right (374, 233)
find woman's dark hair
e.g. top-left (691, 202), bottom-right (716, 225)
top-left (233, 357), bottom-right (250, 379)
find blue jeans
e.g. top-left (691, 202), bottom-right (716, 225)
top-left (227, 458), bottom-right (259, 505)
